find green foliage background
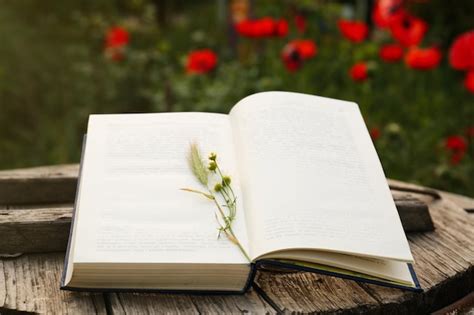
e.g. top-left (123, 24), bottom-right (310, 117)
top-left (0, 0), bottom-right (473, 196)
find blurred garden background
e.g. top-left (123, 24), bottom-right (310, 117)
top-left (0, 0), bottom-right (473, 196)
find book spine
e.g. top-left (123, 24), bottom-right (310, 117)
top-left (60, 135), bottom-right (87, 288)
top-left (243, 263), bottom-right (258, 293)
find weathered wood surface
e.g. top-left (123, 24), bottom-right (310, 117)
top-left (392, 192), bottom-right (434, 232)
top-left (0, 206), bottom-right (71, 254)
top-left (0, 251), bottom-right (273, 314)
top-left (0, 164), bottom-right (78, 205)
top-left (108, 289), bottom-right (275, 314)
top-left (389, 178), bottom-right (474, 212)
top-left (0, 164), bottom-right (473, 314)
top-left (0, 252), bottom-right (106, 314)
top-left (440, 191), bottom-right (474, 212)
top-left (0, 252), bottom-right (273, 314)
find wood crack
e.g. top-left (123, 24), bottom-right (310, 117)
top-left (103, 293), bottom-right (113, 315)
top-left (0, 308), bottom-right (38, 314)
top-left (356, 283), bottom-right (384, 304)
top-left (188, 297), bottom-right (203, 315)
top-left (252, 283), bottom-right (283, 314)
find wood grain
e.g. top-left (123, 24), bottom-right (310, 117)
top-left (389, 178), bottom-right (474, 212)
top-left (0, 164), bottom-right (79, 205)
top-left (108, 289), bottom-right (275, 314)
top-left (0, 252), bottom-right (275, 314)
top-left (440, 191), bottom-right (474, 212)
top-left (393, 192), bottom-right (434, 232)
top-left (254, 271), bottom-right (380, 314)
top-left (0, 252), bottom-right (106, 314)
top-left (0, 206), bottom-right (72, 254)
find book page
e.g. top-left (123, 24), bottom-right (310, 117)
top-left (73, 113), bottom-right (250, 265)
top-left (229, 92), bottom-right (413, 262)
top-left (260, 250), bottom-right (414, 285)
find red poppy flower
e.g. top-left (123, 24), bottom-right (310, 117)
top-left (281, 47), bottom-right (302, 72)
top-left (275, 19), bottom-right (289, 37)
top-left (104, 26), bottom-right (129, 61)
top-left (445, 135), bottom-right (468, 165)
top-left (256, 17), bottom-right (275, 37)
top-left (294, 40), bottom-right (317, 59)
top-left (295, 14), bottom-right (307, 33)
top-left (349, 63), bottom-right (369, 82)
top-left (186, 49), bottom-right (218, 74)
top-left (235, 19), bottom-right (268, 38)
top-left (449, 30), bottom-right (474, 71)
top-left (390, 14), bottom-right (428, 47)
top-left (405, 47), bottom-right (441, 70)
top-left (465, 70), bottom-right (474, 94)
top-left (338, 19), bottom-right (369, 43)
top-left (379, 44), bottom-right (404, 62)
top-left (235, 17), bottom-right (289, 38)
top-left (370, 127), bottom-right (381, 141)
top-left (235, 20), bottom-right (254, 37)
top-left (105, 26), bottom-right (129, 48)
top-left (372, 0), bottom-right (405, 29)
top-left (281, 40), bottom-right (317, 72)
top-left (445, 135), bottom-right (467, 152)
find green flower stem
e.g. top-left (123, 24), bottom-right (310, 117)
top-left (215, 164), bottom-right (237, 206)
top-left (207, 188), bottom-right (228, 223)
top-left (207, 188), bottom-right (251, 262)
top-left (180, 188), bottom-right (214, 199)
top-left (227, 226), bottom-right (252, 262)
top-left (184, 143), bottom-right (250, 262)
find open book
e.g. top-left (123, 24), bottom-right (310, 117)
top-left (61, 92), bottom-right (420, 293)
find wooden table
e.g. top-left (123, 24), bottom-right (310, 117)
top-left (0, 164), bottom-right (473, 314)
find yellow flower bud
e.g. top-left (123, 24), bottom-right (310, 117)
top-left (214, 183), bottom-right (223, 192)
top-left (222, 176), bottom-right (231, 186)
top-left (208, 161), bottom-right (217, 171)
top-left (208, 152), bottom-right (217, 161)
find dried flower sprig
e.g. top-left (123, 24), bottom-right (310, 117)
top-left (181, 143), bottom-right (251, 262)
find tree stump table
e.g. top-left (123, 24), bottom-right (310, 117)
top-left (0, 164), bottom-right (473, 314)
